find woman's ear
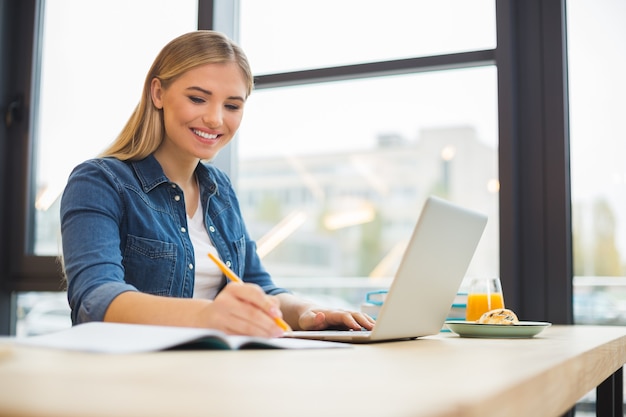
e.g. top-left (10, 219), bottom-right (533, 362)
top-left (150, 78), bottom-right (164, 109)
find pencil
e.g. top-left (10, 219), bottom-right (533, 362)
top-left (207, 253), bottom-right (291, 332)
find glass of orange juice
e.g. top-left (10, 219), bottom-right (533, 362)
top-left (465, 277), bottom-right (505, 321)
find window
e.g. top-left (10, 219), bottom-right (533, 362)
top-left (3, 1), bottom-right (574, 343)
top-left (240, 0), bottom-right (496, 74)
top-left (33, 0), bottom-right (198, 255)
top-left (16, 0), bottom-right (198, 336)
top-left (238, 1), bottom-right (499, 306)
top-left (568, 0), bottom-right (626, 326)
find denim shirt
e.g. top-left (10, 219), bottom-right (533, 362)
top-left (60, 155), bottom-right (288, 324)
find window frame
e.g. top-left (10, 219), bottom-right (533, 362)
top-left (496, 0), bottom-right (572, 324)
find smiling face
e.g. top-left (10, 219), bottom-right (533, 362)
top-left (150, 62), bottom-right (247, 166)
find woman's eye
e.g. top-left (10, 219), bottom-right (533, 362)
top-left (225, 103), bottom-right (241, 111)
top-left (189, 96), bottom-right (205, 104)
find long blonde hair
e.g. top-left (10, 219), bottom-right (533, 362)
top-left (100, 30), bottom-right (254, 160)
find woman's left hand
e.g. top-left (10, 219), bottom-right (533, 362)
top-left (297, 308), bottom-right (376, 331)
top-left (274, 293), bottom-right (375, 331)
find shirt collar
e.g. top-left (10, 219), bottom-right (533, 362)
top-left (130, 155), bottom-right (170, 193)
top-left (130, 155), bottom-right (219, 196)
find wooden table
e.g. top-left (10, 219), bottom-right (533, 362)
top-left (0, 325), bottom-right (624, 417)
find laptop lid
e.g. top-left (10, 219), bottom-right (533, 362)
top-left (285, 196), bottom-right (487, 343)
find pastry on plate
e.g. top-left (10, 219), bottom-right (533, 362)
top-left (477, 308), bottom-right (519, 325)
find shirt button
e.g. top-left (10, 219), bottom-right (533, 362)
top-left (174, 195), bottom-right (181, 202)
top-left (209, 226), bottom-right (215, 232)
top-left (188, 263), bottom-right (194, 270)
top-left (181, 227), bottom-right (186, 233)
top-left (226, 261), bottom-right (232, 267)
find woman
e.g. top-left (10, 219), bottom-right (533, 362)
top-left (60, 30), bottom-right (375, 338)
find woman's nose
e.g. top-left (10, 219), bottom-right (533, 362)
top-left (202, 105), bottom-right (223, 128)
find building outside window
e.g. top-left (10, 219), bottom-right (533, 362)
top-left (236, 0), bottom-right (499, 305)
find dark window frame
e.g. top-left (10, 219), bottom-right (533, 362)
top-left (0, 0), bottom-right (572, 335)
top-left (496, 0), bottom-right (572, 324)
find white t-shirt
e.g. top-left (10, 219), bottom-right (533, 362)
top-left (187, 197), bottom-right (225, 299)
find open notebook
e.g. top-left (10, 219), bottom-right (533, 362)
top-left (15, 321), bottom-right (350, 353)
top-left (284, 196), bottom-right (487, 343)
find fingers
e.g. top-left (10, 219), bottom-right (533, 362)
top-left (357, 312), bottom-right (376, 329)
top-left (298, 310), bottom-right (327, 331)
top-left (298, 309), bottom-right (376, 331)
top-left (333, 311), bottom-right (376, 330)
top-left (210, 283), bottom-right (286, 337)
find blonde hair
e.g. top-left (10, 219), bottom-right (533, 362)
top-left (100, 30), bottom-right (253, 160)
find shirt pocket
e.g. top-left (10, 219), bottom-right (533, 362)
top-left (123, 234), bottom-right (177, 296)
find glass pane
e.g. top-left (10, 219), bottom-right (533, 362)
top-left (239, 0), bottom-right (496, 75)
top-left (16, 291), bottom-right (71, 336)
top-left (33, 0), bottom-right (198, 255)
top-left (568, 0), bottom-right (626, 326)
top-left (237, 67), bottom-right (499, 307)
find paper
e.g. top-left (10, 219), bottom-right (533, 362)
top-left (14, 322), bottom-right (350, 353)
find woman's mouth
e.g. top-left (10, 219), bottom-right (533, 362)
top-left (192, 129), bottom-right (219, 140)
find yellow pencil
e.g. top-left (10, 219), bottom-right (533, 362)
top-left (207, 253), bottom-right (291, 332)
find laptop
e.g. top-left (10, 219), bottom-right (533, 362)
top-left (283, 196), bottom-right (487, 343)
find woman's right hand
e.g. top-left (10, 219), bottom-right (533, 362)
top-left (202, 283), bottom-right (286, 337)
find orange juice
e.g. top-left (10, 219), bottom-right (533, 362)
top-left (466, 293), bottom-right (505, 321)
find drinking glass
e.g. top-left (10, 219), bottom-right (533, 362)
top-left (465, 277), bottom-right (505, 321)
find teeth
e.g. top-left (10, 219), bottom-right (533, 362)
top-left (193, 129), bottom-right (218, 139)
